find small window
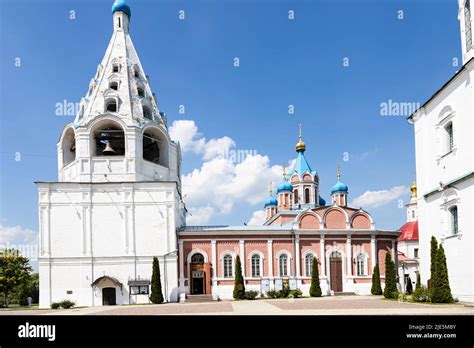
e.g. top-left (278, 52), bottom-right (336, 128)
top-left (294, 189), bottom-right (299, 204)
top-left (251, 254), bottom-right (261, 278)
top-left (106, 99), bottom-right (117, 112)
top-left (449, 206), bottom-right (458, 235)
top-left (118, 17), bottom-right (121, 28)
top-left (356, 253), bottom-right (366, 276)
top-left (110, 81), bottom-right (118, 90)
top-left (137, 86), bottom-right (144, 97)
top-left (305, 188), bottom-right (310, 204)
top-left (191, 253), bottom-right (204, 264)
top-left (414, 248), bottom-right (419, 258)
top-left (143, 106), bottom-right (152, 120)
top-left (112, 64), bottom-right (120, 73)
top-left (223, 255), bottom-right (233, 278)
top-left (305, 254), bottom-right (314, 277)
top-left (134, 66), bottom-right (140, 78)
top-left (411, 210), bottom-right (415, 218)
top-left (279, 254), bottom-right (288, 277)
top-left (445, 122), bottom-right (454, 153)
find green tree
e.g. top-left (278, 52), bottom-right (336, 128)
top-left (233, 255), bottom-right (245, 299)
top-left (383, 252), bottom-right (398, 299)
top-left (429, 236), bottom-right (438, 289)
top-left (371, 263), bottom-right (383, 295)
top-left (17, 273), bottom-right (39, 306)
top-left (150, 257), bottom-right (164, 304)
top-left (431, 245), bottom-right (453, 303)
top-left (0, 249), bottom-right (32, 307)
top-left (415, 273), bottom-right (421, 290)
top-left (309, 257), bottom-right (322, 297)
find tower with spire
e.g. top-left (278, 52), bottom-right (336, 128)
top-left (37, 1), bottom-right (185, 308)
top-left (330, 164), bottom-right (349, 207)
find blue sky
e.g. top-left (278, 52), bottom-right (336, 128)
top-left (0, 0), bottom-right (462, 256)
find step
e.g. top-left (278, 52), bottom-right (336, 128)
top-left (333, 292), bottom-right (356, 296)
top-left (185, 295), bottom-right (214, 303)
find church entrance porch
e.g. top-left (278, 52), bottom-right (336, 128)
top-left (329, 252), bottom-right (343, 292)
top-left (190, 253), bottom-right (206, 295)
top-left (102, 287), bottom-right (116, 305)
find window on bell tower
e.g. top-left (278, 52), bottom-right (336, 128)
top-left (466, 0), bottom-right (472, 50)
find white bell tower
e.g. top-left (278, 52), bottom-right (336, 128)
top-left (459, 0), bottom-right (474, 64)
top-left (37, 0), bottom-right (185, 308)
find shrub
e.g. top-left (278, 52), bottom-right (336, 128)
top-left (233, 256), bottom-right (245, 300)
top-left (266, 290), bottom-right (279, 299)
top-left (415, 273), bottom-right (421, 290)
top-left (431, 245), bottom-right (453, 303)
top-left (371, 263), bottom-right (383, 295)
top-left (278, 283), bottom-right (291, 298)
top-left (289, 289), bottom-right (303, 298)
top-left (59, 300), bottom-right (75, 309)
top-left (412, 285), bottom-right (430, 303)
top-left (150, 256), bottom-right (164, 304)
top-left (244, 290), bottom-right (259, 300)
top-left (383, 253), bottom-right (398, 299)
top-left (51, 302), bottom-right (60, 309)
top-left (309, 257), bottom-right (322, 297)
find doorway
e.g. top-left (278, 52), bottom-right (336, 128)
top-left (330, 251), bottom-right (343, 292)
top-left (102, 287), bottom-right (116, 305)
top-left (191, 253), bottom-right (205, 295)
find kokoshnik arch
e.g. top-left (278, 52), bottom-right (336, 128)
top-left (36, 0), bottom-right (399, 307)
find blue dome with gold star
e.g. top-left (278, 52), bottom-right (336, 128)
top-left (112, 0), bottom-right (131, 17)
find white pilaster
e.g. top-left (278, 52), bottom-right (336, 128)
top-left (267, 240), bottom-right (273, 278)
top-left (295, 236), bottom-right (301, 278)
top-left (178, 240), bottom-right (185, 288)
top-left (346, 236), bottom-right (352, 276)
top-left (320, 235), bottom-right (325, 276)
top-left (371, 235), bottom-right (377, 271)
top-left (239, 240), bottom-right (245, 278)
top-left (211, 240), bottom-right (217, 291)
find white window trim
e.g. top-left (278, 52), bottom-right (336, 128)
top-left (276, 251), bottom-right (291, 277)
top-left (220, 250), bottom-right (236, 279)
top-left (355, 251), bottom-right (369, 276)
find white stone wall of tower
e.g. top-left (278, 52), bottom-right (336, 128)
top-left (412, 60), bottom-right (474, 302)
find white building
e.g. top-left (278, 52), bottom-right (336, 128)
top-left (37, 0), bottom-right (185, 308)
top-left (397, 182), bottom-right (419, 293)
top-left (408, 0), bottom-right (474, 302)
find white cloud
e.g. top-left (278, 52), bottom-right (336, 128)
top-left (186, 206), bottom-right (215, 225)
top-left (248, 210), bottom-right (265, 226)
top-left (350, 186), bottom-right (409, 209)
top-left (174, 120), bottom-right (292, 225)
top-left (0, 224), bottom-right (37, 245)
top-left (169, 120), bottom-right (235, 160)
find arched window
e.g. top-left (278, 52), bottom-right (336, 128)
top-left (93, 122), bottom-right (125, 156)
top-left (191, 253), bottom-right (204, 264)
top-left (356, 253), bottom-right (366, 276)
top-left (294, 189), bottom-right (299, 204)
top-left (449, 206), bottom-right (458, 235)
top-left (445, 122), bottom-right (454, 153)
top-left (62, 128), bottom-right (76, 167)
top-left (137, 86), bottom-right (145, 97)
top-left (143, 131), bottom-right (160, 164)
top-left (112, 63), bottom-right (120, 73)
top-left (223, 254), bottom-right (233, 278)
top-left (109, 81), bottom-right (118, 91)
top-left (134, 66), bottom-right (140, 78)
top-left (279, 254), bottom-right (288, 277)
top-left (105, 98), bottom-right (118, 112)
top-left (251, 254), bottom-right (261, 278)
top-left (305, 188), bottom-right (310, 204)
top-left (142, 106), bottom-right (152, 120)
top-left (305, 253), bottom-right (315, 277)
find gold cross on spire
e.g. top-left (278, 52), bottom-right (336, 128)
top-left (269, 181), bottom-right (273, 195)
top-left (337, 163), bottom-right (341, 179)
top-left (296, 123), bottom-right (306, 152)
top-left (282, 164), bottom-right (287, 178)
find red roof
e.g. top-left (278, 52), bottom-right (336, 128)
top-left (397, 251), bottom-right (417, 263)
top-left (398, 221), bottom-right (418, 241)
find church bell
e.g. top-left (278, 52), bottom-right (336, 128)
top-left (103, 141), bottom-right (116, 155)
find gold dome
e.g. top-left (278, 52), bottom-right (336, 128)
top-left (410, 180), bottom-right (417, 198)
top-left (296, 123), bottom-right (306, 152)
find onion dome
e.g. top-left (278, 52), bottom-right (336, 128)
top-left (264, 182), bottom-right (278, 207)
top-left (318, 196), bottom-right (326, 206)
top-left (295, 123), bottom-right (306, 153)
top-left (277, 166), bottom-right (293, 193)
top-left (112, 0), bottom-right (131, 17)
top-left (410, 180), bottom-right (417, 198)
top-left (331, 163), bottom-right (348, 194)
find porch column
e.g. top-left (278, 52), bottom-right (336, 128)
top-left (178, 240), bottom-right (185, 288)
top-left (320, 235), bottom-right (326, 276)
top-left (346, 236), bottom-right (352, 276)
